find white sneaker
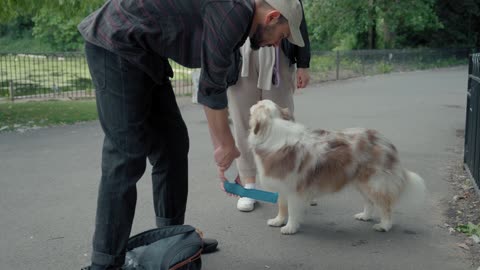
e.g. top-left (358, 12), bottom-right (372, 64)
top-left (237, 197), bottom-right (256, 212)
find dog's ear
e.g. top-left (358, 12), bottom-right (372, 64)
top-left (253, 120), bottom-right (262, 135)
top-left (251, 111), bottom-right (267, 135)
top-left (249, 105), bottom-right (269, 136)
top-left (280, 108), bottom-right (294, 121)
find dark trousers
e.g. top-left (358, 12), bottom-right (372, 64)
top-left (85, 42), bottom-right (189, 268)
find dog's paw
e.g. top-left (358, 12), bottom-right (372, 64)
top-left (354, 212), bottom-right (372, 221)
top-left (280, 223), bottom-right (299, 235)
top-left (372, 223), bottom-right (391, 232)
top-left (268, 216), bottom-right (286, 227)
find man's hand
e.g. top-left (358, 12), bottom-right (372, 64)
top-left (214, 144), bottom-right (240, 173)
top-left (296, 68), bottom-right (310, 89)
top-left (218, 161), bottom-right (242, 197)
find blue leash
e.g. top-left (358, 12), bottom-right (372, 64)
top-left (223, 166), bottom-right (278, 204)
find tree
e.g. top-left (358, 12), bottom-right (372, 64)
top-left (377, 0), bottom-right (441, 48)
top-left (431, 0), bottom-right (479, 47)
top-left (1, 0), bottom-right (477, 51)
top-left (0, 0), bottom-right (103, 22)
top-left (303, 0), bottom-right (372, 50)
top-left (0, 0), bottom-right (104, 51)
top-left (303, 0), bottom-right (441, 50)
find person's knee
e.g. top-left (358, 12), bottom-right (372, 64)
top-left (169, 122), bottom-right (190, 158)
top-left (105, 128), bottom-right (151, 159)
top-left (148, 134), bottom-right (189, 170)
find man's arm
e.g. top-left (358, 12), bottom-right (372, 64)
top-left (295, 0), bottom-right (311, 69)
top-left (197, 2), bottom-right (252, 177)
top-left (204, 106), bottom-right (239, 174)
top-left (296, 0), bottom-right (311, 89)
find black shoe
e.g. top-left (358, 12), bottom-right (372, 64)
top-left (202, 238), bottom-right (218, 254)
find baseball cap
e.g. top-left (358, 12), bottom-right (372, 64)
top-left (265, 0), bottom-right (305, 47)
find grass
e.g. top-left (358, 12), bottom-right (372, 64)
top-left (0, 53), bottom-right (93, 98)
top-left (308, 52), bottom-right (467, 83)
top-left (456, 222), bottom-right (480, 237)
top-left (0, 53), bottom-right (196, 98)
top-left (0, 99), bottom-right (98, 132)
top-left (0, 36), bottom-right (197, 98)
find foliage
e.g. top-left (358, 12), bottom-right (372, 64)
top-left (0, 0), bottom-right (104, 51)
top-left (0, 0), bottom-right (103, 23)
top-left (309, 53), bottom-right (337, 72)
top-left (0, 0), bottom-right (478, 52)
top-left (0, 35), bottom-right (56, 53)
top-left (307, 49), bottom-right (467, 83)
top-left (32, 8), bottom-right (85, 51)
top-left (377, 62), bottom-right (394, 73)
top-left (378, 0), bottom-right (441, 48)
top-left (304, 0), bottom-right (442, 50)
top-left (0, 16), bottom-right (33, 38)
top-left (430, 0), bottom-right (480, 47)
top-left (456, 222), bottom-right (480, 237)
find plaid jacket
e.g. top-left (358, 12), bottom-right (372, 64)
top-left (78, 0), bottom-right (254, 109)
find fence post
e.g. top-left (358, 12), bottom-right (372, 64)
top-left (465, 54), bottom-right (473, 167)
top-left (361, 53), bottom-right (365, 76)
top-left (9, 80), bottom-right (14, 102)
top-left (336, 51), bottom-right (340, 80)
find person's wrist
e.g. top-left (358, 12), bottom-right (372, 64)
top-left (219, 134), bottom-right (235, 149)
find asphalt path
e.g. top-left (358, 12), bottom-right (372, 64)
top-left (0, 67), bottom-right (473, 270)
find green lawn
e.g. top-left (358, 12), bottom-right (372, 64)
top-left (0, 53), bottom-right (93, 98)
top-left (0, 53), bottom-right (196, 98)
top-left (0, 99), bottom-right (98, 132)
top-left (308, 52), bottom-right (467, 83)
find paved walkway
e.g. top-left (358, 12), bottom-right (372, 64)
top-left (0, 67), bottom-right (475, 270)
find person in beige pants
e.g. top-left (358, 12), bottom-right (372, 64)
top-left (227, 37), bottom-right (311, 211)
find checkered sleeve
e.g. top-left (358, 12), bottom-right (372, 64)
top-left (197, 2), bottom-right (252, 109)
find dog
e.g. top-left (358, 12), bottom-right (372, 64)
top-left (248, 100), bottom-right (425, 234)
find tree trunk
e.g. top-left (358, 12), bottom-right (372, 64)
top-left (368, 22), bottom-right (376, 49)
top-left (383, 20), bottom-right (392, 48)
top-left (368, 0), bottom-right (376, 49)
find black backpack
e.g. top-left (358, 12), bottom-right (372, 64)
top-left (123, 225), bottom-right (202, 270)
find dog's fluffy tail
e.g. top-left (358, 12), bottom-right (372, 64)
top-left (398, 170), bottom-right (426, 210)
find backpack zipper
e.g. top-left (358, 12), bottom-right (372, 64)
top-left (169, 248), bottom-right (202, 270)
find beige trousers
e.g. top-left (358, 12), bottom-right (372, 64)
top-left (227, 49), bottom-right (296, 179)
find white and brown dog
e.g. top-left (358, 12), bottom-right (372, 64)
top-left (248, 100), bottom-right (425, 234)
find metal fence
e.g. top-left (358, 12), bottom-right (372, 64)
top-left (0, 53), bottom-right (197, 101)
top-left (309, 48), bottom-right (470, 83)
top-left (464, 53), bottom-right (480, 191)
top-left (0, 48), bottom-right (472, 101)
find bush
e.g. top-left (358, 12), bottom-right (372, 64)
top-left (0, 16), bottom-right (34, 39)
top-left (32, 8), bottom-right (84, 51)
top-left (0, 35), bottom-right (56, 53)
top-left (377, 62), bottom-right (394, 73)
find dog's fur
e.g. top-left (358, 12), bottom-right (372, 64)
top-left (248, 100), bottom-right (425, 234)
